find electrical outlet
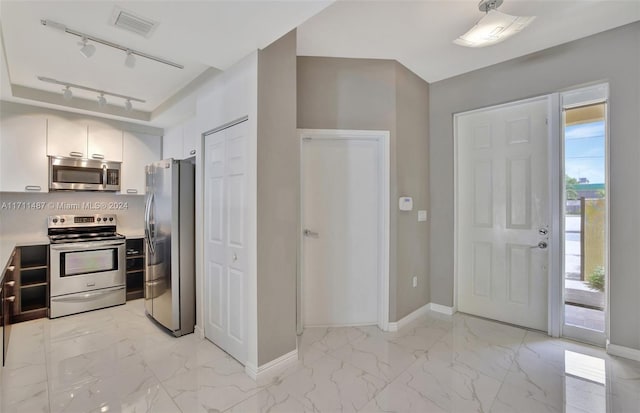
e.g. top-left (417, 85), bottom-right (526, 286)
top-left (412, 276), bottom-right (417, 288)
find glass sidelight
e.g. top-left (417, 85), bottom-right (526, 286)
top-left (562, 95), bottom-right (608, 344)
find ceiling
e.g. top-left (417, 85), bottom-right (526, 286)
top-left (0, 1), bottom-right (638, 128)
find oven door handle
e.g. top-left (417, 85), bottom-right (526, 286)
top-left (50, 241), bottom-right (125, 251)
top-left (50, 286), bottom-right (125, 302)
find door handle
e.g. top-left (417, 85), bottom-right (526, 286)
top-left (531, 241), bottom-right (548, 249)
top-left (92, 154), bottom-right (105, 160)
top-left (69, 151), bottom-right (83, 158)
top-left (303, 229), bottom-right (319, 238)
top-left (5, 281), bottom-right (15, 287)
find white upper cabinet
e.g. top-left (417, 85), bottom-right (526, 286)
top-left (162, 124), bottom-right (183, 160)
top-left (182, 117), bottom-right (198, 158)
top-left (121, 131), bottom-right (161, 195)
top-left (47, 117), bottom-right (87, 158)
top-left (87, 123), bottom-right (123, 162)
top-left (162, 116), bottom-right (198, 160)
top-left (47, 118), bottom-right (123, 162)
top-left (0, 112), bottom-right (48, 192)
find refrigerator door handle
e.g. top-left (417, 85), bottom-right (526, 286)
top-left (149, 192), bottom-right (156, 255)
top-left (144, 192), bottom-right (155, 256)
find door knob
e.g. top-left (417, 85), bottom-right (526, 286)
top-left (531, 241), bottom-right (548, 249)
top-left (232, 252), bottom-right (238, 262)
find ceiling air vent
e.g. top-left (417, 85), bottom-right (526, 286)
top-left (110, 7), bottom-right (158, 38)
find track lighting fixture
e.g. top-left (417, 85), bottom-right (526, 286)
top-left (38, 76), bottom-right (145, 112)
top-left (62, 86), bottom-right (72, 101)
top-left (78, 36), bottom-right (96, 58)
top-left (97, 94), bottom-right (107, 108)
top-left (124, 50), bottom-right (136, 69)
top-left (454, 0), bottom-right (535, 48)
top-left (41, 19), bottom-right (183, 69)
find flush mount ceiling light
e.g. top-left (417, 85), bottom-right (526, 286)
top-left (38, 76), bottom-right (145, 112)
top-left (78, 36), bottom-right (96, 58)
top-left (454, 0), bottom-right (535, 48)
top-left (41, 19), bottom-right (184, 69)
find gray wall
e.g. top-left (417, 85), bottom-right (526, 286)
top-left (256, 29), bottom-right (298, 365)
top-left (297, 56), bottom-right (430, 321)
top-left (429, 22), bottom-right (640, 350)
top-left (395, 63), bottom-right (430, 319)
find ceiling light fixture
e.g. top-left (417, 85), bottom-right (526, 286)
top-left (124, 50), bottom-right (136, 69)
top-left (454, 0), bottom-right (535, 48)
top-left (41, 19), bottom-right (184, 69)
top-left (97, 94), bottom-right (107, 108)
top-left (62, 86), bottom-right (73, 101)
top-left (38, 76), bottom-right (145, 112)
top-left (78, 36), bottom-right (96, 58)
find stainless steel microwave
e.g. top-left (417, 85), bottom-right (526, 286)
top-left (49, 156), bottom-right (121, 191)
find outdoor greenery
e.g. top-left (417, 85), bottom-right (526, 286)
top-left (586, 265), bottom-right (605, 292)
top-left (566, 175), bottom-right (579, 200)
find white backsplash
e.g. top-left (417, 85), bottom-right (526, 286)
top-left (0, 191), bottom-right (145, 241)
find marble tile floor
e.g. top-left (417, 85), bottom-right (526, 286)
top-left (1, 299), bottom-right (639, 413)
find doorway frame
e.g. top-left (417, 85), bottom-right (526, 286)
top-left (297, 129), bottom-right (391, 333)
top-left (453, 94), bottom-right (560, 335)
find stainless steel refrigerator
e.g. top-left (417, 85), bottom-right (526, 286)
top-left (144, 158), bottom-right (195, 337)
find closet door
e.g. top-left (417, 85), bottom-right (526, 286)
top-left (203, 121), bottom-right (248, 364)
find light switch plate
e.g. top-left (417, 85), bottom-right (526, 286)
top-left (418, 210), bottom-right (427, 221)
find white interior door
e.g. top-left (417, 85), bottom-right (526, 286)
top-left (456, 97), bottom-right (550, 331)
top-left (302, 137), bottom-right (380, 327)
top-left (203, 121), bottom-right (248, 364)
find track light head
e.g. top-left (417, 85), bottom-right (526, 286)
top-left (124, 50), bottom-right (136, 69)
top-left (125, 99), bottom-right (133, 112)
top-left (62, 86), bottom-right (73, 101)
top-left (97, 94), bottom-right (107, 108)
top-left (78, 37), bottom-right (96, 58)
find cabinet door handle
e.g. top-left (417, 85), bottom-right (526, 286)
top-left (5, 280), bottom-right (15, 287)
top-left (92, 153), bottom-right (105, 160)
top-left (7, 266), bottom-right (15, 272)
top-left (25, 185), bottom-right (41, 191)
top-left (69, 151), bottom-right (83, 158)
top-left (126, 189), bottom-right (138, 194)
top-left (6, 295), bottom-right (15, 303)
top-left (189, 149), bottom-right (196, 155)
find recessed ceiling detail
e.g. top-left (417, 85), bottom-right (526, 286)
top-left (110, 7), bottom-right (159, 38)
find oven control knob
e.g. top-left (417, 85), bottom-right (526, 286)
top-left (52, 218), bottom-right (58, 223)
top-left (97, 217), bottom-right (102, 222)
top-left (60, 218), bottom-right (65, 223)
top-left (109, 217), bottom-right (113, 222)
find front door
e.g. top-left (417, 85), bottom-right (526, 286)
top-left (456, 97), bottom-right (551, 331)
top-left (203, 121), bottom-right (248, 364)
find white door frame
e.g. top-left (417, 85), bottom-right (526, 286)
top-left (297, 129), bottom-right (391, 333)
top-left (453, 95), bottom-right (560, 335)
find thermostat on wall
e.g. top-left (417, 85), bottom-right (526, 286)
top-left (399, 197), bottom-right (413, 211)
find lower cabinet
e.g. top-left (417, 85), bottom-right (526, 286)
top-left (11, 245), bottom-right (49, 323)
top-left (2, 250), bottom-right (17, 366)
top-left (126, 238), bottom-right (145, 301)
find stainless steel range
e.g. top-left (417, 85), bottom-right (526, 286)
top-left (48, 214), bottom-right (126, 318)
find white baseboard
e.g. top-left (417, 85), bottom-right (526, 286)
top-left (194, 325), bottom-right (205, 339)
top-left (387, 303), bottom-right (430, 332)
top-left (429, 303), bottom-right (455, 316)
top-left (606, 342), bottom-right (640, 362)
top-left (245, 349), bottom-right (298, 381)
